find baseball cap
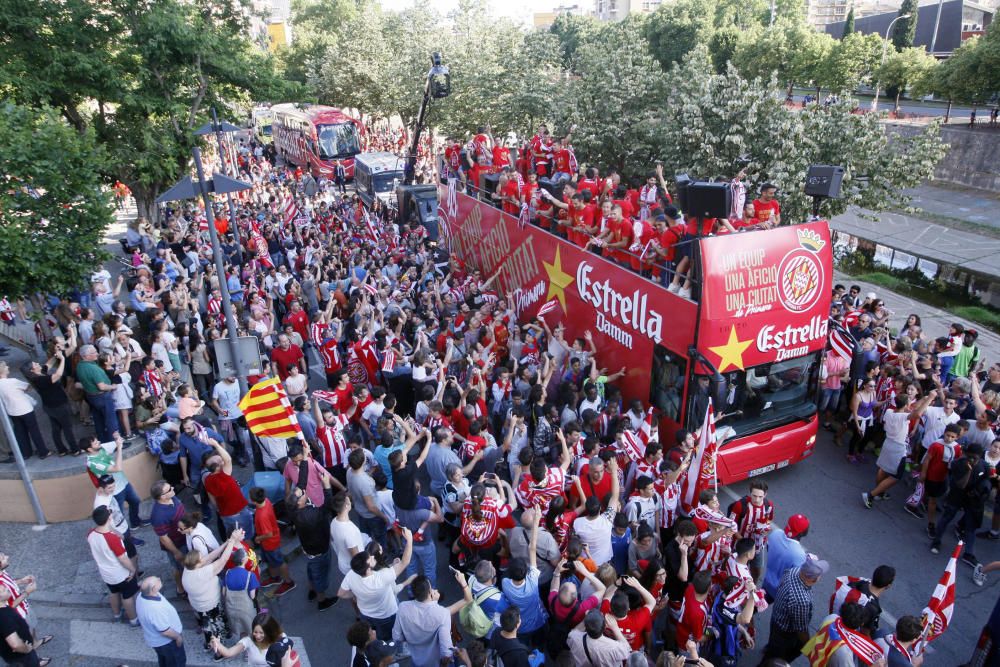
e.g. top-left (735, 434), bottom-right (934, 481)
top-left (98, 474), bottom-right (115, 487)
top-left (785, 514), bottom-right (810, 538)
top-left (364, 640), bottom-right (399, 665)
top-left (866, 292), bottom-right (877, 300)
top-left (800, 558), bottom-right (830, 578)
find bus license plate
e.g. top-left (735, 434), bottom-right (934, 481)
top-left (749, 459), bottom-right (790, 477)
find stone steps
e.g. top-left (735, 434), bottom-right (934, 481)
top-left (68, 619), bottom-right (312, 666)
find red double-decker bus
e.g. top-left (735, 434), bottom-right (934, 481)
top-left (438, 188), bottom-right (834, 484)
top-left (271, 103), bottom-right (365, 179)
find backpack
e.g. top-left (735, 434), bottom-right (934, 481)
top-left (459, 585), bottom-right (498, 639)
top-left (726, 495), bottom-right (773, 533)
top-left (145, 427), bottom-right (171, 457)
top-left (545, 594), bottom-right (583, 658)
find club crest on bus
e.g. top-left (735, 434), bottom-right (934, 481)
top-left (775, 229), bottom-right (826, 314)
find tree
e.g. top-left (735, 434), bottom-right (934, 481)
top-left (709, 26), bottom-right (745, 74)
top-left (283, 0), bottom-right (369, 86)
top-left (656, 46), bottom-right (948, 223)
top-left (842, 6), bottom-right (855, 37)
top-left (877, 47), bottom-right (939, 112)
top-left (645, 0), bottom-right (716, 70)
top-left (0, 103), bottom-right (114, 298)
top-left (555, 19), bottom-right (667, 174)
top-left (0, 0), bottom-right (295, 221)
top-left (821, 32), bottom-right (883, 93)
top-left (891, 0), bottom-right (918, 50)
top-left (548, 13), bottom-right (600, 71)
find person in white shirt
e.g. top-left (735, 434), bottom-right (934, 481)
top-left (338, 527), bottom-right (416, 640)
top-left (330, 493), bottom-right (371, 576)
top-left (573, 469), bottom-right (621, 567)
top-left (87, 506), bottom-right (139, 625)
top-left (0, 361), bottom-right (48, 459)
top-left (865, 393), bottom-right (936, 507)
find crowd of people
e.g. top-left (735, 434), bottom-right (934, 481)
top-left (0, 123), bottom-right (996, 667)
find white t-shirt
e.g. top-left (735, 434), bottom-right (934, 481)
top-left (883, 410), bottom-right (911, 444)
top-left (236, 636), bottom-right (268, 667)
top-left (340, 567), bottom-right (399, 619)
top-left (921, 406), bottom-right (960, 447)
top-left (87, 529), bottom-right (131, 585)
top-left (94, 492), bottom-right (129, 535)
top-left (573, 514), bottom-right (613, 566)
top-left (182, 564), bottom-right (222, 613)
top-left (213, 381), bottom-right (243, 418)
top-left (185, 524), bottom-right (220, 558)
top-left (330, 517), bottom-right (370, 575)
top-left (0, 378), bottom-right (34, 417)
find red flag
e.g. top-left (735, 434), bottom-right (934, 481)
top-left (843, 309), bottom-right (862, 328)
top-left (238, 377), bottom-right (302, 440)
top-left (914, 542), bottom-right (961, 654)
top-left (381, 349), bottom-right (396, 372)
top-left (311, 389), bottom-right (339, 405)
top-left (282, 196), bottom-right (299, 226)
top-left (682, 400), bottom-right (717, 513)
top-left (361, 282), bottom-right (378, 296)
top-left (537, 299), bottom-right (558, 317)
top-left (829, 328), bottom-right (855, 362)
top-left (638, 406), bottom-right (655, 444)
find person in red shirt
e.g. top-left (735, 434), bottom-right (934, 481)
top-left (493, 169), bottom-right (521, 217)
top-left (631, 215), bottom-right (658, 274)
top-left (612, 184), bottom-right (635, 221)
top-left (606, 204), bottom-right (634, 266)
top-left (329, 370), bottom-right (355, 415)
top-left (920, 422), bottom-right (963, 531)
top-left (443, 136), bottom-right (463, 180)
top-left (202, 441), bottom-right (254, 540)
top-left (752, 183), bottom-right (781, 225)
top-left (577, 167), bottom-right (600, 199)
top-left (491, 142), bottom-right (512, 170)
top-left (249, 487), bottom-right (295, 594)
top-left (283, 300), bottom-right (309, 343)
top-left (551, 137), bottom-right (573, 182)
top-left (572, 456), bottom-right (616, 509)
top-left (675, 571), bottom-right (712, 647)
top-left (529, 125), bottom-right (553, 177)
top-left (270, 334), bottom-right (304, 381)
top-left (600, 577), bottom-right (656, 651)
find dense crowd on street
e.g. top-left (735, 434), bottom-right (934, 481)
top-left (0, 123), bottom-right (997, 667)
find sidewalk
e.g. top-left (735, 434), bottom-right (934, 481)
top-left (830, 189), bottom-right (1000, 278)
top-left (903, 182), bottom-right (1000, 231)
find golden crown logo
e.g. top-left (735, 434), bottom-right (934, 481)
top-left (796, 228), bottom-right (825, 253)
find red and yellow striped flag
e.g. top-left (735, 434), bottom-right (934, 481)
top-left (237, 377), bottom-right (302, 439)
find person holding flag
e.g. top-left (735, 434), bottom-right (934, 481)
top-left (802, 601), bottom-right (884, 666)
top-left (681, 400), bottom-right (718, 515)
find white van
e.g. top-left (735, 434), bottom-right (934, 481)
top-left (354, 152), bottom-right (404, 209)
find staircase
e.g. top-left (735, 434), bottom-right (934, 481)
top-left (33, 534), bottom-right (311, 666)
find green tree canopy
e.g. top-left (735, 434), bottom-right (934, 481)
top-left (0, 103), bottom-right (114, 297)
top-left (0, 0), bottom-right (296, 220)
top-left (656, 46), bottom-right (948, 223)
top-left (877, 47), bottom-right (939, 111)
top-left (892, 0), bottom-right (919, 50)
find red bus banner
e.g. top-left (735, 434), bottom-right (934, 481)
top-left (698, 223), bottom-right (833, 373)
top-left (438, 187), bottom-right (833, 483)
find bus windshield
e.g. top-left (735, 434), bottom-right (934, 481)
top-left (317, 122), bottom-right (361, 159)
top-left (693, 352), bottom-right (820, 439)
top-left (373, 172), bottom-right (400, 193)
top-left (260, 124), bottom-right (272, 136)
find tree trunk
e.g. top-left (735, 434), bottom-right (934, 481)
top-left (945, 100), bottom-right (952, 123)
top-left (894, 91), bottom-right (901, 114)
top-left (815, 85), bottom-right (821, 102)
top-left (131, 184), bottom-right (161, 224)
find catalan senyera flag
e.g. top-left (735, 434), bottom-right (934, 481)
top-left (238, 377), bottom-right (302, 440)
top-left (913, 542), bottom-right (961, 655)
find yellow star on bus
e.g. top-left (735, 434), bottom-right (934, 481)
top-left (709, 326), bottom-right (753, 372)
top-left (543, 246), bottom-right (574, 312)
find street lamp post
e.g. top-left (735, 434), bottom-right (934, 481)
top-left (195, 109), bottom-right (244, 262)
top-left (872, 14), bottom-right (912, 112)
top-left (156, 149), bottom-right (253, 396)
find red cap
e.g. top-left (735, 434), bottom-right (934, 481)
top-left (785, 514), bottom-right (809, 538)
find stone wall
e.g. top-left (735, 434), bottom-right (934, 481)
top-left (886, 122), bottom-right (1000, 192)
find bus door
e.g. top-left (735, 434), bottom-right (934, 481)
top-left (649, 344), bottom-right (688, 439)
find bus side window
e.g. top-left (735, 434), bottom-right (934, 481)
top-left (650, 345), bottom-right (685, 423)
